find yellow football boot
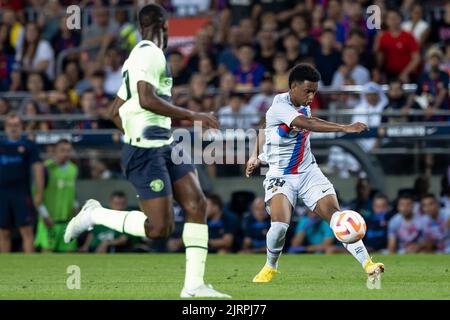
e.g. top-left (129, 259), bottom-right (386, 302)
top-left (252, 265), bottom-right (279, 283)
top-left (364, 258), bottom-right (384, 289)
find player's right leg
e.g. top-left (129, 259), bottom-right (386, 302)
top-left (253, 176), bottom-right (295, 283)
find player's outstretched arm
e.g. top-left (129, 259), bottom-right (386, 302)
top-left (109, 96), bottom-right (126, 133)
top-left (137, 81), bottom-right (219, 129)
top-left (245, 122), bottom-right (265, 178)
top-left (291, 115), bottom-right (369, 133)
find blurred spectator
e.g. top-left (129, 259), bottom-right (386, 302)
top-left (0, 97), bottom-right (11, 116)
top-left (331, 46), bottom-right (370, 87)
top-left (79, 191), bottom-right (129, 253)
top-left (0, 8), bottom-right (24, 91)
top-left (234, 44), bottom-right (265, 90)
top-left (63, 61), bottom-right (82, 90)
top-left (81, 5), bottom-right (118, 53)
top-left (206, 193), bottom-right (240, 254)
top-left (218, 26), bottom-right (241, 74)
top-left (20, 72), bottom-right (45, 113)
top-left (52, 17), bottom-right (81, 56)
top-left (430, 2), bottom-right (450, 45)
top-left (198, 56), bottom-right (219, 88)
top-left (375, 8), bottom-right (420, 83)
top-left (282, 32), bottom-right (302, 69)
top-left (238, 18), bottom-right (256, 46)
top-left (364, 193), bottom-right (391, 252)
top-left (401, 2), bottom-right (430, 47)
top-left (0, 8), bottom-right (24, 55)
top-left (420, 194), bottom-right (450, 253)
top-left (214, 72), bottom-right (236, 110)
top-left (441, 168), bottom-right (450, 213)
top-left (34, 139), bottom-right (78, 252)
top-left (240, 197), bottom-right (270, 253)
top-left (186, 26), bottom-right (220, 73)
top-left (382, 78), bottom-right (414, 124)
top-left (0, 113), bottom-right (44, 253)
top-left (388, 194), bottom-right (425, 254)
top-left (169, 50), bottom-right (191, 88)
top-left (89, 158), bottom-right (115, 180)
top-left (414, 47), bottom-right (449, 122)
top-left (47, 73), bottom-right (79, 117)
top-left (290, 14), bottom-right (319, 58)
top-left (247, 74), bottom-right (276, 121)
top-left (21, 100), bottom-right (49, 136)
top-left (326, 145), bottom-right (360, 179)
top-left (37, 0), bottom-right (62, 42)
top-left (79, 89), bottom-right (100, 129)
top-left (314, 29), bottom-right (341, 86)
top-left (223, 0), bottom-right (256, 27)
top-left (349, 177), bottom-right (373, 217)
top-left (103, 47), bottom-right (123, 96)
top-left (115, 7), bottom-right (140, 54)
top-left (352, 82), bottom-right (388, 152)
top-left (12, 21), bottom-right (55, 90)
top-left (325, 0), bottom-right (346, 45)
top-left (289, 209), bottom-right (335, 254)
top-left (345, 29), bottom-right (377, 80)
top-left (253, 0), bottom-right (303, 24)
top-left (218, 92), bottom-right (257, 129)
top-left (254, 29), bottom-right (277, 73)
top-left (272, 53), bottom-right (289, 92)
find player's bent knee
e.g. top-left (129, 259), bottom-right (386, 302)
top-left (145, 223), bottom-right (172, 239)
top-left (183, 194), bottom-right (207, 222)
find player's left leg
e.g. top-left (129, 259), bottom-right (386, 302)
top-left (313, 194), bottom-right (384, 287)
top-left (172, 169), bottom-right (230, 298)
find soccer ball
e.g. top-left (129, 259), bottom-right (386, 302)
top-left (330, 210), bottom-right (366, 243)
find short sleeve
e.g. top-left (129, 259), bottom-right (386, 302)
top-left (129, 45), bottom-right (164, 88)
top-left (28, 141), bottom-right (41, 164)
top-left (117, 82), bottom-right (127, 100)
top-left (269, 102), bottom-right (302, 127)
top-left (387, 215), bottom-right (399, 238)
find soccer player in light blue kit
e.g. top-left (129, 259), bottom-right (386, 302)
top-left (246, 64), bottom-right (384, 287)
top-left (64, 4), bottom-right (230, 298)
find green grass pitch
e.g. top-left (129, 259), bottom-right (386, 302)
top-left (0, 254), bottom-right (449, 299)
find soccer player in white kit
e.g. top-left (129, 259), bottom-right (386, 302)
top-left (246, 64), bottom-right (384, 286)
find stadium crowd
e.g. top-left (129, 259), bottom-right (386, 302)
top-left (0, 0), bottom-right (449, 127)
top-left (0, 1), bottom-right (449, 253)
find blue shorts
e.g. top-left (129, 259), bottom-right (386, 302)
top-left (0, 188), bottom-right (36, 229)
top-left (121, 143), bottom-right (195, 200)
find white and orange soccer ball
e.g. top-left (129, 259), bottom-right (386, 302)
top-left (330, 210), bottom-right (366, 243)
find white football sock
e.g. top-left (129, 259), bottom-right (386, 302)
top-left (266, 221), bottom-right (289, 269)
top-left (92, 207), bottom-right (147, 237)
top-left (182, 223), bottom-right (208, 290)
top-left (330, 211), bottom-right (371, 270)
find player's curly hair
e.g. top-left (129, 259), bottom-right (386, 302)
top-left (288, 63), bottom-right (321, 88)
top-left (138, 4), bottom-right (167, 48)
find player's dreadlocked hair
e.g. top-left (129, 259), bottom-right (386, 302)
top-left (288, 63), bottom-right (321, 88)
top-left (138, 4), bottom-right (168, 49)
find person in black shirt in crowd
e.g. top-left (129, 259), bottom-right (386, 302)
top-left (206, 193), bottom-right (240, 253)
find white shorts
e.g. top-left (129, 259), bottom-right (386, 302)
top-left (263, 164), bottom-right (336, 212)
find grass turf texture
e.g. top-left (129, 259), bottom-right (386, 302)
top-left (0, 254), bottom-right (449, 299)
